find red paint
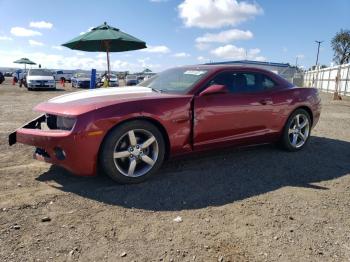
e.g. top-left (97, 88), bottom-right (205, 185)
top-left (13, 65), bottom-right (321, 176)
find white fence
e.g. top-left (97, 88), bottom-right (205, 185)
top-left (303, 63), bottom-right (350, 96)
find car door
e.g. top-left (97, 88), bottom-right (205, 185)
top-left (193, 70), bottom-right (279, 150)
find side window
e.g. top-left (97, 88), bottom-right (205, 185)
top-left (56, 71), bottom-right (63, 74)
top-left (203, 71), bottom-right (277, 94)
top-left (261, 74), bottom-right (276, 90)
top-left (205, 71), bottom-right (235, 92)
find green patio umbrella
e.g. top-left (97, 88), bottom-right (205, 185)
top-left (13, 58), bottom-right (36, 72)
top-left (62, 22), bottom-right (147, 76)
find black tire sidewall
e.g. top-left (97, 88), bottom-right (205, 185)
top-left (99, 120), bottom-right (166, 184)
top-left (281, 109), bottom-right (311, 151)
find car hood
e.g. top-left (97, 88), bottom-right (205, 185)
top-left (74, 77), bottom-right (90, 81)
top-left (27, 75), bottom-right (54, 81)
top-left (34, 86), bottom-right (183, 116)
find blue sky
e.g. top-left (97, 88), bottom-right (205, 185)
top-left (0, 0), bottom-right (349, 72)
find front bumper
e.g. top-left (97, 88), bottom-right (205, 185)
top-left (9, 115), bottom-right (100, 176)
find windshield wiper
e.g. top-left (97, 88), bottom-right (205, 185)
top-left (151, 87), bottom-right (163, 93)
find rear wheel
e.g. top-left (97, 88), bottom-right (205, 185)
top-left (281, 109), bottom-right (311, 151)
top-left (99, 120), bottom-right (165, 184)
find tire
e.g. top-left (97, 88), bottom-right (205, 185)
top-left (280, 108), bottom-right (311, 151)
top-left (99, 120), bottom-right (166, 184)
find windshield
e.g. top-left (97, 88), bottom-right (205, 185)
top-left (126, 75), bottom-right (137, 80)
top-left (139, 68), bottom-right (208, 93)
top-left (28, 69), bottom-right (53, 76)
top-left (75, 73), bottom-right (90, 78)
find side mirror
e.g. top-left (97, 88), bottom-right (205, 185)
top-left (199, 84), bottom-right (229, 96)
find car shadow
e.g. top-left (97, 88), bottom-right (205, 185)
top-left (36, 136), bottom-right (350, 211)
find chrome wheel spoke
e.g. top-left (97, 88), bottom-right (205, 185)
top-left (128, 130), bottom-right (137, 146)
top-left (141, 136), bottom-right (156, 149)
top-left (300, 121), bottom-right (307, 128)
top-left (291, 133), bottom-right (298, 145)
top-left (113, 151), bottom-right (130, 159)
top-left (141, 154), bottom-right (155, 166)
top-left (298, 132), bottom-right (306, 141)
top-left (288, 128), bottom-right (295, 135)
top-left (128, 158), bottom-right (137, 176)
top-left (295, 115), bottom-right (300, 127)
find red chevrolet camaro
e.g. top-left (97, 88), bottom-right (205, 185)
top-left (9, 65), bottom-right (321, 183)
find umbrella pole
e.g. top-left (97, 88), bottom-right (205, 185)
top-left (106, 49), bottom-right (110, 79)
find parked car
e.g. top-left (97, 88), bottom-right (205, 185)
top-left (0, 72), bottom-right (4, 84)
top-left (9, 65), bottom-right (321, 184)
top-left (125, 74), bottom-right (138, 86)
top-left (53, 70), bottom-right (74, 82)
top-left (12, 69), bottom-right (26, 80)
top-left (4, 72), bottom-right (13, 77)
top-left (100, 73), bottom-right (119, 87)
top-left (26, 69), bottom-right (56, 90)
top-left (71, 73), bottom-right (92, 88)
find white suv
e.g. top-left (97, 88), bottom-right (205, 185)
top-left (26, 69), bottom-right (56, 90)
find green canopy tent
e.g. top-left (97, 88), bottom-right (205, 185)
top-left (62, 22), bottom-right (147, 77)
top-left (13, 58), bottom-right (36, 72)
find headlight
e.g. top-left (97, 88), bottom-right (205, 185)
top-left (56, 116), bottom-right (76, 130)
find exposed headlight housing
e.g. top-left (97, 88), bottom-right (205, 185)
top-left (46, 114), bottom-right (76, 131)
top-left (56, 116), bottom-right (76, 130)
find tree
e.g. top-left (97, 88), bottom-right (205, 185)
top-left (331, 29), bottom-right (350, 100)
top-left (331, 29), bottom-right (350, 64)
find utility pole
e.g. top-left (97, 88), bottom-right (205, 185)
top-left (295, 56), bottom-right (299, 68)
top-left (315, 40), bottom-right (323, 67)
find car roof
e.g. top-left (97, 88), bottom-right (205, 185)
top-left (178, 64), bottom-right (277, 74)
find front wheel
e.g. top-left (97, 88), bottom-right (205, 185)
top-left (281, 109), bottom-right (311, 151)
top-left (99, 120), bottom-right (166, 184)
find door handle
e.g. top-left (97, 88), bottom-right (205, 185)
top-left (259, 98), bottom-right (273, 105)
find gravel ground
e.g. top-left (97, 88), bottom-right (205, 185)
top-left (0, 78), bottom-right (350, 262)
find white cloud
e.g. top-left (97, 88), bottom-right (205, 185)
top-left (96, 53), bottom-right (106, 58)
top-left (173, 52), bottom-right (190, 57)
top-left (29, 39), bottom-right (44, 46)
top-left (0, 49), bottom-right (162, 72)
top-left (141, 45), bottom-right (170, 54)
top-left (178, 0), bottom-right (263, 29)
top-left (79, 27), bottom-right (94, 35)
top-left (197, 56), bottom-right (210, 62)
top-left (0, 35), bottom-right (13, 41)
top-left (11, 27), bottom-right (42, 37)
top-left (211, 44), bottom-right (266, 61)
top-left (296, 54), bottom-right (305, 59)
top-left (52, 45), bottom-right (63, 50)
top-left (29, 21), bottom-right (53, 29)
top-left (195, 42), bottom-right (211, 50)
top-left (196, 29), bottom-right (253, 44)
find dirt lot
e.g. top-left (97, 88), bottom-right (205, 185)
top-left (0, 78), bottom-right (350, 262)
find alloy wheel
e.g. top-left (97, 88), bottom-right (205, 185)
top-left (288, 114), bottom-right (310, 148)
top-left (113, 129), bottom-right (159, 177)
